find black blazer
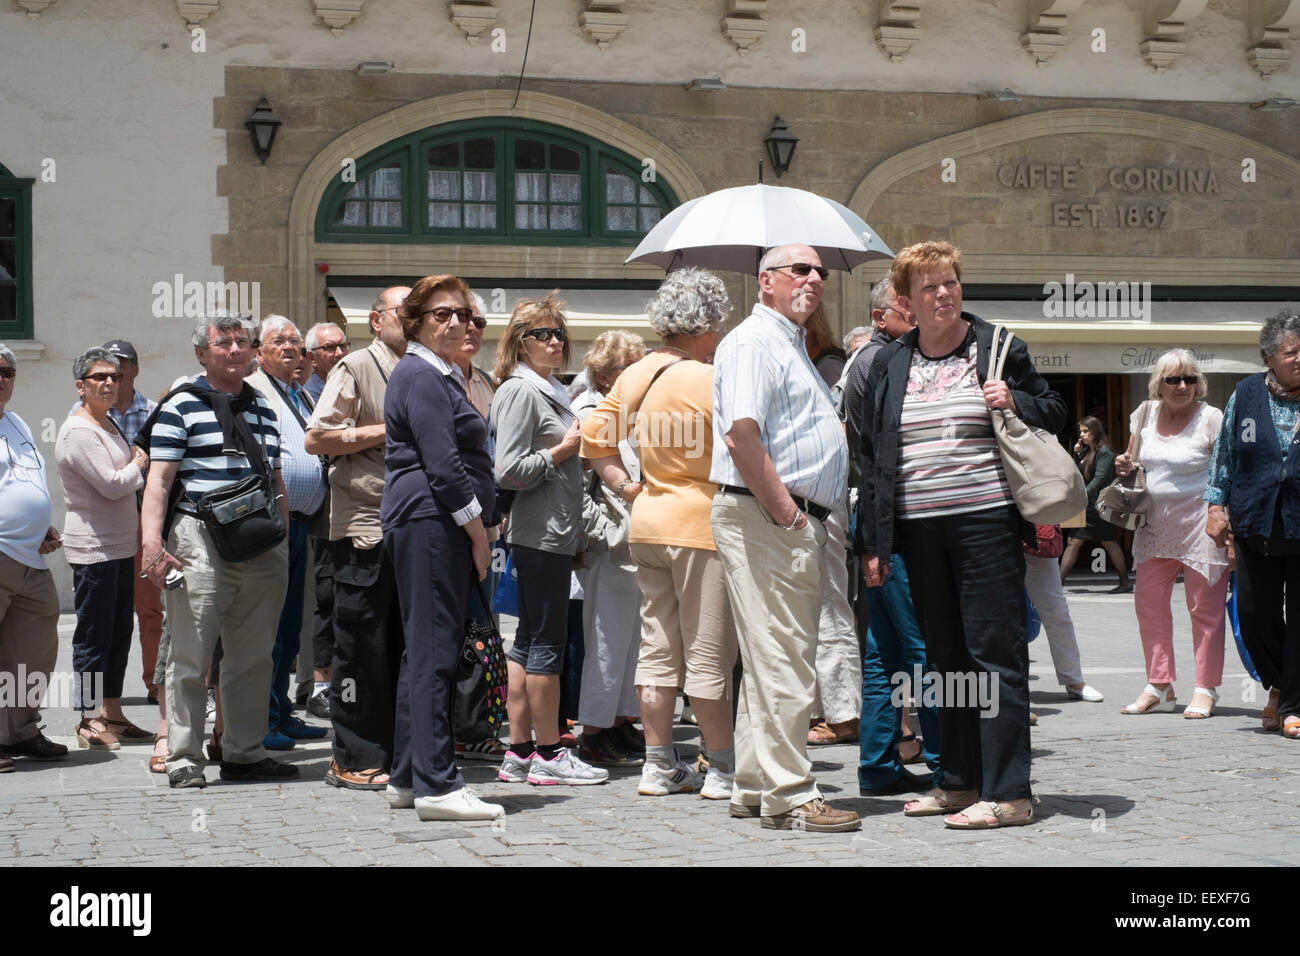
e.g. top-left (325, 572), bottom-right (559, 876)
top-left (852, 311), bottom-right (1067, 560)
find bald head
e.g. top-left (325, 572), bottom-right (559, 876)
top-left (371, 285), bottom-right (411, 354)
top-left (758, 243), bottom-right (823, 325)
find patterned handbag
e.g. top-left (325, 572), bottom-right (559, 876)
top-left (453, 579), bottom-right (509, 743)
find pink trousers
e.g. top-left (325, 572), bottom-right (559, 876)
top-left (1134, 558), bottom-right (1227, 688)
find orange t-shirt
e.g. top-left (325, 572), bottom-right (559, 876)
top-left (580, 351), bottom-right (717, 551)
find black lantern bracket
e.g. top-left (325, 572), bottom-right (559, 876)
top-left (245, 97), bottom-right (282, 165)
top-left (763, 115), bottom-right (798, 179)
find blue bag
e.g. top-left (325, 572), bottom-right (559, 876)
top-left (1025, 589), bottom-right (1041, 643)
top-left (490, 546), bottom-right (518, 616)
top-left (1225, 571), bottom-right (1260, 682)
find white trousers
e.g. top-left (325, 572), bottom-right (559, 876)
top-left (1023, 553), bottom-right (1085, 687)
top-left (812, 501), bottom-right (863, 724)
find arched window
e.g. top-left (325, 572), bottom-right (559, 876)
top-left (0, 162), bottom-right (34, 339)
top-left (315, 119), bottom-right (676, 244)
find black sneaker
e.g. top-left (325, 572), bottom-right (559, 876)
top-left (578, 729), bottom-right (643, 767)
top-left (612, 721), bottom-right (646, 756)
top-left (0, 732), bottom-right (69, 761)
top-left (305, 692), bottom-right (330, 720)
top-left (220, 757), bottom-right (300, 782)
top-left (168, 766), bottom-right (207, 789)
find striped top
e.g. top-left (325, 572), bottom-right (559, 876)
top-left (711, 303), bottom-right (849, 509)
top-left (896, 336), bottom-right (1010, 519)
top-left (148, 377), bottom-right (282, 510)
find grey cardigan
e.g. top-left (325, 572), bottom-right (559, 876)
top-left (490, 376), bottom-right (584, 556)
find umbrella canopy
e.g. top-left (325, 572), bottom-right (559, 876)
top-left (626, 183), bottom-right (894, 275)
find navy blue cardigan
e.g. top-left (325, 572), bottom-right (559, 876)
top-left (381, 353), bottom-right (494, 533)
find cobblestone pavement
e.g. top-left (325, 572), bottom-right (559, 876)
top-left (3, 578), bottom-right (1296, 867)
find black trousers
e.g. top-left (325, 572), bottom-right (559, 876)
top-left (70, 558), bottom-right (135, 709)
top-left (386, 515), bottom-right (470, 797)
top-left (329, 538), bottom-right (404, 770)
top-left (1235, 539), bottom-right (1300, 720)
top-left (895, 505), bottom-right (1032, 801)
top-left (311, 536), bottom-right (336, 669)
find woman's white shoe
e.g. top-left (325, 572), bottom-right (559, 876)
top-left (1183, 686), bottom-right (1220, 720)
top-left (415, 787), bottom-right (505, 821)
top-left (1120, 683), bottom-right (1176, 714)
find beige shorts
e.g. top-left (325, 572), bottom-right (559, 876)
top-left (629, 542), bottom-right (737, 701)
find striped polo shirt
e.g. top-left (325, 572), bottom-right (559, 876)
top-left (149, 377), bottom-right (281, 510)
top-left (896, 335), bottom-right (1011, 519)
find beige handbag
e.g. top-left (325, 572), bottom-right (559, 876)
top-left (988, 325), bottom-right (1088, 524)
top-left (1096, 401), bottom-right (1153, 530)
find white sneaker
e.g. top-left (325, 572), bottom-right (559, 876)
top-left (638, 758), bottom-right (702, 796)
top-left (386, 784), bottom-right (414, 809)
top-left (700, 766), bottom-right (734, 800)
top-left (415, 787), bottom-right (505, 821)
top-left (498, 749), bottom-right (532, 783)
top-left (1067, 683), bottom-right (1105, 703)
top-left (526, 748), bottom-right (609, 786)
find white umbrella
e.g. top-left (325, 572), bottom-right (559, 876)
top-left (626, 183), bottom-right (893, 274)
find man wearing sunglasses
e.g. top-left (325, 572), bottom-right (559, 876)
top-left (710, 243), bottom-right (860, 832)
top-left (303, 323), bottom-right (351, 403)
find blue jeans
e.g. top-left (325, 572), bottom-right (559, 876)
top-left (858, 552), bottom-right (941, 791)
top-left (267, 520), bottom-right (309, 730)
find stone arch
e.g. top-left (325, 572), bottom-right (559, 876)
top-left (287, 90), bottom-right (707, 326)
top-left (839, 107), bottom-right (1300, 320)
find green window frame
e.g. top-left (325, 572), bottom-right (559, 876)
top-left (316, 119), bottom-right (677, 245)
top-left (0, 163), bottom-right (34, 340)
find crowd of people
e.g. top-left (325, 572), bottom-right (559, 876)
top-left (1, 239), bottom-right (1296, 831)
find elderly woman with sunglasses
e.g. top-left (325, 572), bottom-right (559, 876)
top-left (55, 347), bottom-right (151, 749)
top-left (492, 294), bottom-right (608, 787)
top-left (1205, 310), bottom-right (1300, 740)
top-left (1115, 350), bottom-right (1228, 719)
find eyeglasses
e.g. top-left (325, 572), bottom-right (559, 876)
top-left (422, 307), bottom-right (474, 324)
top-left (207, 337), bottom-right (252, 351)
top-left (1163, 375), bottom-right (1198, 386)
top-left (522, 327), bottom-right (567, 343)
top-left (0, 367), bottom-right (15, 380)
top-left (82, 372), bottom-right (124, 384)
top-left (267, 336), bottom-right (304, 349)
top-left (314, 341), bottom-right (351, 353)
top-left (470, 315), bottom-right (487, 330)
top-left (768, 262), bottom-right (829, 281)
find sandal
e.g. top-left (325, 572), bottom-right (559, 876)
top-left (101, 718), bottom-right (153, 742)
top-left (903, 787), bottom-right (979, 817)
top-left (807, 719), bottom-right (859, 746)
top-left (76, 718), bottom-right (120, 751)
top-left (1282, 716), bottom-right (1300, 740)
top-left (206, 731), bottom-right (222, 762)
top-left (1262, 689), bottom-right (1281, 731)
top-left (898, 734), bottom-right (924, 764)
top-left (944, 799), bottom-right (1035, 829)
top-left (149, 735), bottom-right (168, 774)
top-left (1183, 686), bottom-right (1219, 720)
top-left (1120, 683), bottom-right (1176, 715)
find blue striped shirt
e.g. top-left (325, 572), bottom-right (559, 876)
top-left (148, 377), bottom-right (282, 509)
top-left (710, 303), bottom-right (849, 509)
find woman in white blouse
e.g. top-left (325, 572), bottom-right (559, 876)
top-left (1115, 350), bottom-right (1229, 719)
top-left (56, 347), bottom-right (149, 750)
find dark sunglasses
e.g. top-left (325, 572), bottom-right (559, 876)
top-left (768, 262), bottom-right (830, 281)
top-left (1163, 375), bottom-right (1197, 386)
top-left (422, 307), bottom-right (474, 324)
top-left (470, 315), bottom-right (487, 330)
top-left (0, 367), bottom-right (15, 380)
top-left (83, 371), bottom-right (124, 383)
top-left (523, 327), bottom-right (567, 343)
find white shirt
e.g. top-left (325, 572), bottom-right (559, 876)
top-left (710, 303), bottom-right (849, 509)
top-left (0, 411), bottom-right (53, 570)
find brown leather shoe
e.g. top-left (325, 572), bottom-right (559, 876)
top-left (324, 758), bottom-right (389, 790)
top-left (0, 755), bottom-right (13, 773)
top-left (762, 798), bottom-right (861, 832)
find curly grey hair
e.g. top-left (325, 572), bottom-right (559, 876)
top-left (192, 311), bottom-right (255, 349)
top-left (1259, 309), bottom-right (1300, 361)
top-left (646, 268), bottom-right (732, 339)
top-left (73, 347), bottom-right (120, 381)
top-left (843, 326), bottom-right (872, 351)
top-left (0, 344), bottom-right (15, 369)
